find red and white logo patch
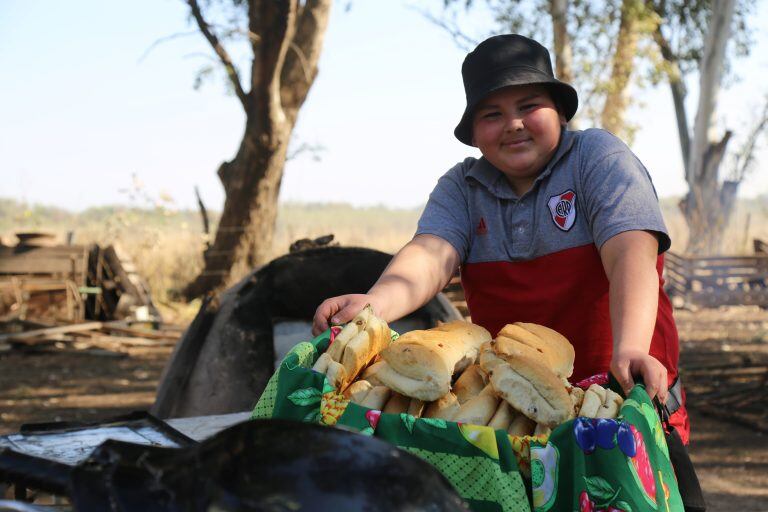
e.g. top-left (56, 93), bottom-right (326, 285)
top-left (547, 190), bottom-right (577, 231)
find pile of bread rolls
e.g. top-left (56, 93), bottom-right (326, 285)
top-left (311, 305), bottom-right (391, 389)
top-left (313, 307), bottom-right (623, 436)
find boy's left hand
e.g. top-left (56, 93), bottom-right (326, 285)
top-left (611, 349), bottom-right (668, 403)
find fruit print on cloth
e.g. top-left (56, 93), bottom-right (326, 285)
top-left (319, 389), bottom-right (348, 426)
top-left (509, 433), bottom-right (549, 478)
top-left (459, 424), bottom-right (500, 460)
top-left (574, 418), bottom-right (636, 457)
top-left (622, 399), bottom-right (669, 461)
top-left (530, 443), bottom-right (559, 510)
top-left (627, 424), bottom-right (657, 507)
top-left (577, 482), bottom-right (633, 512)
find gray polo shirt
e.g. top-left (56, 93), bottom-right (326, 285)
top-left (416, 128), bottom-right (670, 264)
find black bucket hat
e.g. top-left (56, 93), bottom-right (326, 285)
top-left (454, 34), bottom-right (579, 146)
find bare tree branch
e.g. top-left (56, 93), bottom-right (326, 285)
top-left (411, 6), bottom-right (478, 52)
top-left (138, 30), bottom-right (200, 63)
top-left (287, 141), bottom-right (325, 161)
top-left (187, 0), bottom-right (249, 109)
top-left (732, 98), bottom-right (768, 182)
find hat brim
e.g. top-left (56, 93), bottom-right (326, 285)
top-left (454, 74), bottom-right (578, 146)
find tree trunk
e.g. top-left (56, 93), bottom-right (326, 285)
top-left (183, 0), bottom-right (332, 298)
top-left (185, 123), bottom-right (292, 298)
top-left (548, 0), bottom-right (578, 129)
top-left (600, 0), bottom-right (645, 138)
top-left (652, 24), bottom-right (691, 171)
top-left (681, 0), bottom-right (737, 255)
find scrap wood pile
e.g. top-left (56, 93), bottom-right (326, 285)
top-left (0, 232), bottom-right (160, 324)
top-left (679, 336), bottom-right (768, 434)
top-left (0, 319), bottom-right (182, 357)
top-left (676, 306), bottom-right (768, 433)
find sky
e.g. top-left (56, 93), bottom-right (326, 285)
top-left (1, 0), bottom-right (767, 212)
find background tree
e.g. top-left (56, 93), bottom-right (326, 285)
top-left (432, 0), bottom-right (657, 140)
top-left (650, 0), bottom-right (766, 254)
top-left (182, 0), bottom-right (332, 299)
top-left (435, 0), bottom-right (763, 254)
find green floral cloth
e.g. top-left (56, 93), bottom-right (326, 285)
top-left (251, 329), bottom-right (684, 512)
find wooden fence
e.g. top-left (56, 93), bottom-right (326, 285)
top-left (664, 249), bottom-right (768, 308)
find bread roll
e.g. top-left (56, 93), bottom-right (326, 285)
top-left (479, 383), bottom-right (497, 397)
top-left (375, 361), bottom-right (447, 401)
top-left (383, 392), bottom-right (411, 414)
top-left (487, 401), bottom-right (514, 430)
top-left (480, 348), bottom-right (572, 427)
top-left (344, 380), bottom-right (373, 403)
top-left (507, 413), bottom-right (536, 436)
top-left (312, 353), bottom-right (333, 373)
top-left (360, 386), bottom-right (391, 410)
top-left (339, 310), bottom-right (391, 387)
top-left (327, 306), bottom-right (371, 361)
top-left (341, 330), bottom-right (370, 378)
top-left (381, 321), bottom-right (491, 395)
top-left (362, 361), bottom-right (386, 387)
top-left (569, 386), bottom-right (585, 416)
top-left (534, 423), bottom-right (552, 437)
top-left (513, 323), bottom-right (575, 378)
top-left (325, 360), bottom-right (347, 391)
top-left (605, 388), bottom-right (623, 408)
top-left (495, 323), bottom-right (574, 378)
top-left (407, 399), bottom-right (425, 418)
top-left (423, 392), bottom-right (460, 420)
top-left (596, 389), bottom-right (623, 419)
top-left (453, 394), bottom-right (499, 426)
top-left (453, 364), bottom-right (487, 404)
top-left (579, 384), bottom-right (606, 418)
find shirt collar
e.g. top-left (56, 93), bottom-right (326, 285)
top-left (466, 129), bottom-right (578, 199)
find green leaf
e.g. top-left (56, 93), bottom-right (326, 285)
top-left (614, 501), bottom-right (632, 512)
top-left (321, 380), bottom-right (336, 395)
top-left (360, 426), bottom-right (375, 436)
top-left (585, 476), bottom-right (616, 502)
top-left (304, 410), bottom-right (322, 423)
top-left (594, 485), bottom-right (622, 509)
top-left (400, 413), bottom-right (416, 434)
top-left (287, 387), bottom-right (322, 406)
top-left (421, 418), bottom-right (448, 429)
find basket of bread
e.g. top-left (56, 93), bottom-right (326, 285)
top-left (251, 307), bottom-right (684, 512)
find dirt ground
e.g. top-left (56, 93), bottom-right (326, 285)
top-left (1, 308), bottom-right (767, 511)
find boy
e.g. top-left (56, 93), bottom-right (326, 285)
top-left (312, 34), bottom-right (688, 442)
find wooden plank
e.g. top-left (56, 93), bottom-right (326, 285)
top-left (0, 321), bottom-right (103, 342)
top-left (100, 321), bottom-right (176, 340)
top-left (0, 247), bottom-right (88, 290)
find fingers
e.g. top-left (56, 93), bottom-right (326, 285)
top-left (656, 366), bottom-right (669, 404)
top-left (642, 365), bottom-right (660, 400)
top-left (311, 295), bottom-right (369, 336)
top-left (612, 360), bottom-right (635, 398)
top-left (329, 301), bottom-right (360, 326)
top-left (312, 299), bottom-right (340, 336)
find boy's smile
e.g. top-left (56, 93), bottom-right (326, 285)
top-left (472, 85), bottom-right (565, 196)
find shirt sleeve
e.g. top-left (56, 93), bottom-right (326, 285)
top-left (416, 162), bottom-right (472, 263)
top-left (578, 130), bottom-right (671, 253)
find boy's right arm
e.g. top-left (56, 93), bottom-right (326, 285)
top-left (311, 234), bottom-right (460, 335)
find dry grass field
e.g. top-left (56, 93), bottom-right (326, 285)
top-left (3, 196), bottom-right (768, 315)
